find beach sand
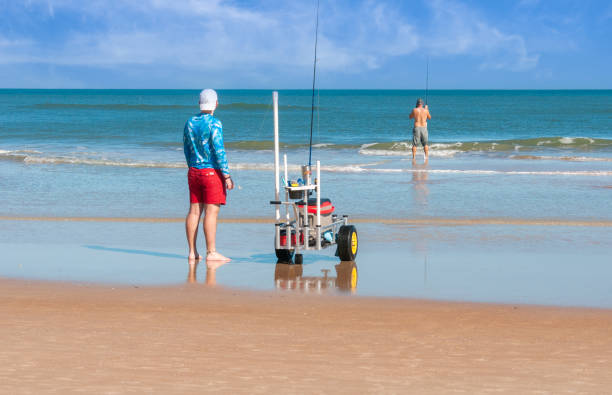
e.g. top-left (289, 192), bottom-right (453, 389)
top-left (2, 217), bottom-right (611, 393)
top-left (2, 278), bottom-right (612, 394)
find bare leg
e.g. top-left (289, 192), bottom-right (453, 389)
top-left (412, 145), bottom-right (417, 160)
top-left (203, 203), bottom-right (230, 261)
top-left (205, 259), bottom-right (229, 286)
top-left (187, 260), bottom-right (198, 283)
top-left (185, 203), bottom-right (204, 260)
top-left (424, 145), bottom-right (429, 159)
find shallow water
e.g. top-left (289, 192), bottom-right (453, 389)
top-left (1, 89), bottom-right (611, 221)
top-left (2, 158), bottom-right (610, 221)
top-left (1, 220), bottom-right (610, 308)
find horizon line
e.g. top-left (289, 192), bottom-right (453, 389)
top-left (1, 88), bottom-right (612, 91)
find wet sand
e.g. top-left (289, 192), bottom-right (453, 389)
top-left (2, 219), bottom-right (611, 306)
top-left (2, 278), bottom-right (612, 394)
top-left (2, 215), bottom-right (612, 227)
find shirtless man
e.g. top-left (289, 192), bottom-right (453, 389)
top-left (409, 98), bottom-right (431, 159)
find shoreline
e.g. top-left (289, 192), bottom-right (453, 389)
top-left (2, 215), bottom-right (612, 227)
top-left (4, 275), bottom-right (612, 312)
top-left (2, 277), bottom-right (612, 393)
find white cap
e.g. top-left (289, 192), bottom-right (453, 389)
top-left (199, 89), bottom-right (218, 111)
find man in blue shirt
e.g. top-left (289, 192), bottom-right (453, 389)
top-left (184, 89), bottom-right (233, 262)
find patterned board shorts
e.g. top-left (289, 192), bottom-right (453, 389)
top-left (413, 126), bottom-right (428, 147)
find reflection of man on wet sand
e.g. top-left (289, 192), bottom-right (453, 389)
top-left (409, 98), bottom-right (431, 160)
top-left (411, 160), bottom-right (429, 206)
top-left (187, 260), bottom-right (228, 286)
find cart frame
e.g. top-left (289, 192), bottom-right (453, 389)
top-left (269, 91), bottom-right (349, 256)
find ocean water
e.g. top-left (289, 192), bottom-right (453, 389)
top-left (1, 89), bottom-right (611, 220)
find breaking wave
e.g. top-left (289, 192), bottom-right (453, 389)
top-left (510, 155), bottom-right (612, 162)
top-left (141, 136), bottom-right (612, 157)
top-left (1, 150), bottom-right (610, 176)
top-left (358, 137), bottom-right (612, 156)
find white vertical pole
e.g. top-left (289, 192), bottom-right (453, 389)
top-left (283, 154), bottom-right (288, 182)
top-left (316, 160), bottom-right (321, 249)
top-left (283, 154), bottom-right (289, 220)
top-left (316, 161), bottom-right (321, 227)
top-left (273, 91), bottom-right (280, 221)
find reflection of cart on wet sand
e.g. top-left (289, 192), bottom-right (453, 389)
top-left (269, 92), bottom-right (358, 264)
top-left (275, 261), bottom-right (358, 293)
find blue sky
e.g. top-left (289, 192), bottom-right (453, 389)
top-left (0, 0), bottom-right (611, 89)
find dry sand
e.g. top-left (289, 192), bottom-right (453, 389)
top-left (2, 278), bottom-right (612, 394)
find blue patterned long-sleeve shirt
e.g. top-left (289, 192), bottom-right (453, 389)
top-left (183, 113), bottom-right (230, 176)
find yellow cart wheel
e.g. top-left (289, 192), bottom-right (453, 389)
top-left (337, 225), bottom-right (358, 261)
top-left (335, 261), bottom-right (358, 292)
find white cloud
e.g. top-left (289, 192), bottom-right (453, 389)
top-left (0, 36), bottom-right (33, 48)
top-left (1, 0), bottom-right (539, 76)
top-left (0, 36), bottom-right (38, 63)
top-left (47, 0), bottom-right (55, 17)
top-left (0, 0), bottom-right (422, 74)
top-left (426, 0), bottom-right (539, 71)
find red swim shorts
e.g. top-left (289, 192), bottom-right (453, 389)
top-left (187, 168), bottom-right (227, 205)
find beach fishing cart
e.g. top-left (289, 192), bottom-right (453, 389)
top-left (274, 261), bottom-right (358, 293)
top-left (269, 92), bottom-right (358, 264)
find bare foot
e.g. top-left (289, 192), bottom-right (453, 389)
top-left (206, 251), bottom-right (231, 262)
top-left (206, 259), bottom-right (229, 271)
top-left (188, 251), bottom-right (203, 261)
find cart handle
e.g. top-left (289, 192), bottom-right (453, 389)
top-left (270, 201), bottom-right (295, 205)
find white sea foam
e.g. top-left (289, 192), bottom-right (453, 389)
top-left (360, 160), bottom-right (393, 167)
top-left (560, 156), bottom-right (612, 162)
top-left (23, 156), bottom-right (186, 168)
top-left (430, 142), bottom-right (463, 149)
top-left (231, 163), bottom-right (371, 173)
top-left (359, 148), bottom-right (460, 157)
top-left (233, 162), bottom-right (612, 176)
top-left (352, 168), bottom-right (612, 176)
top-left (559, 137), bottom-right (574, 144)
top-left (0, 149), bottom-right (41, 155)
top-left (358, 149), bottom-right (411, 157)
top-left (2, 150), bottom-right (610, 176)
top-left (390, 142), bottom-right (411, 150)
top-left (510, 154), bottom-right (612, 162)
top-left (0, 150), bottom-right (28, 162)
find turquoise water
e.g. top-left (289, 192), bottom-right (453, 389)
top-left (1, 89), bottom-right (611, 220)
top-left (1, 90), bottom-right (611, 306)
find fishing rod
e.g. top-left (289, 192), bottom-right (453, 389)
top-left (425, 56), bottom-right (429, 106)
top-left (308, 0), bottom-right (320, 168)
